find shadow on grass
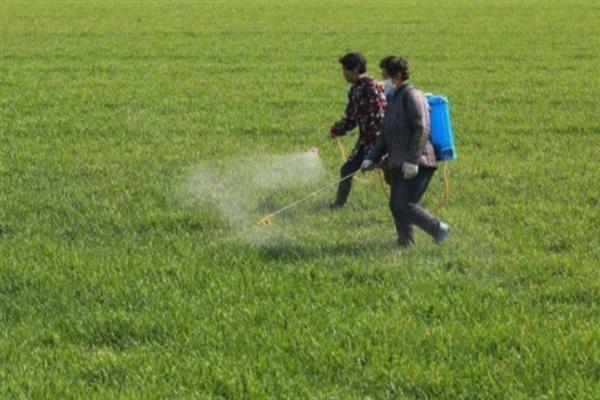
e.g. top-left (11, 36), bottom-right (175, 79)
top-left (255, 239), bottom-right (397, 263)
top-left (135, 211), bottom-right (230, 236)
top-left (0, 225), bottom-right (11, 238)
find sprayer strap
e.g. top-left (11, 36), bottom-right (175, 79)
top-left (393, 83), bottom-right (413, 110)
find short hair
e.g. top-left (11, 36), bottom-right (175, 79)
top-left (380, 56), bottom-right (410, 80)
top-left (338, 52), bottom-right (367, 74)
top-left (378, 55), bottom-right (395, 71)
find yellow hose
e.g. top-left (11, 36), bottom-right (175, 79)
top-left (377, 167), bottom-right (390, 199)
top-left (430, 162), bottom-right (450, 213)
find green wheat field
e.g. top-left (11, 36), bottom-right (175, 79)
top-left (1, 1), bottom-right (599, 398)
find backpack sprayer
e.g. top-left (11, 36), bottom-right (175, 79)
top-left (427, 94), bottom-right (457, 162)
top-left (257, 94), bottom-right (457, 226)
top-left (426, 93), bottom-right (457, 212)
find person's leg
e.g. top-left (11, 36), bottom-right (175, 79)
top-left (388, 169), bottom-right (415, 246)
top-left (396, 221), bottom-right (415, 246)
top-left (402, 168), bottom-right (442, 238)
top-left (332, 146), bottom-right (365, 207)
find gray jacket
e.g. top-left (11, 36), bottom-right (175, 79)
top-left (367, 83), bottom-right (437, 169)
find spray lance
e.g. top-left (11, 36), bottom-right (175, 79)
top-left (256, 147), bottom-right (365, 226)
top-left (257, 169), bottom-right (361, 226)
top-left (256, 140), bottom-right (385, 227)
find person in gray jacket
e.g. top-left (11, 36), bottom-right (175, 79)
top-left (361, 56), bottom-right (450, 247)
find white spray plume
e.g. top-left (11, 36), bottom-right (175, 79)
top-left (181, 149), bottom-right (325, 242)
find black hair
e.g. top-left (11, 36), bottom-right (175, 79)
top-left (338, 52), bottom-right (367, 74)
top-left (378, 55), bottom-right (395, 71)
top-left (380, 56), bottom-right (410, 80)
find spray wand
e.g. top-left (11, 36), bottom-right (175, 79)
top-left (257, 170), bottom-right (360, 226)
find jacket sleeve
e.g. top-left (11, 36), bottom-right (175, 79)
top-left (404, 89), bottom-right (430, 165)
top-left (331, 90), bottom-right (357, 136)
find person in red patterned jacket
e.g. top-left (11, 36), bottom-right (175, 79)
top-left (329, 52), bottom-right (387, 208)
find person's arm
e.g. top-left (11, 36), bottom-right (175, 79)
top-left (404, 89), bottom-right (430, 165)
top-left (330, 90), bottom-right (357, 137)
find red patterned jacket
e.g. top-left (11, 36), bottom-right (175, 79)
top-left (330, 75), bottom-right (387, 148)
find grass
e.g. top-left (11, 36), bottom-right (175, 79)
top-left (1, 0), bottom-right (600, 398)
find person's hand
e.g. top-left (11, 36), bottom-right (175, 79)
top-left (402, 162), bottom-right (419, 179)
top-left (361, 159), bottom-right (375, 172)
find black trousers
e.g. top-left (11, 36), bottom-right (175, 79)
top-left (334, 145), bottom-right (366, 206)
top-left (387, 167), bottom-right (440, 245)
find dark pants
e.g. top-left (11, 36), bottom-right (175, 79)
top-left (333, 145), bottom-right (366, 206)
top-left (387, 167), bottom-right (440, 245)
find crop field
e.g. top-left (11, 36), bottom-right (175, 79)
top-left (1, 0), bottom-right (600, 398)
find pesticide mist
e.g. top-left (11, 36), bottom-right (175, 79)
top-left (181, 149), bottom-right (326, 243)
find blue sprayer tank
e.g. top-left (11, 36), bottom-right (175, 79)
top-left (426, 94), bottom-right (457, 161)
